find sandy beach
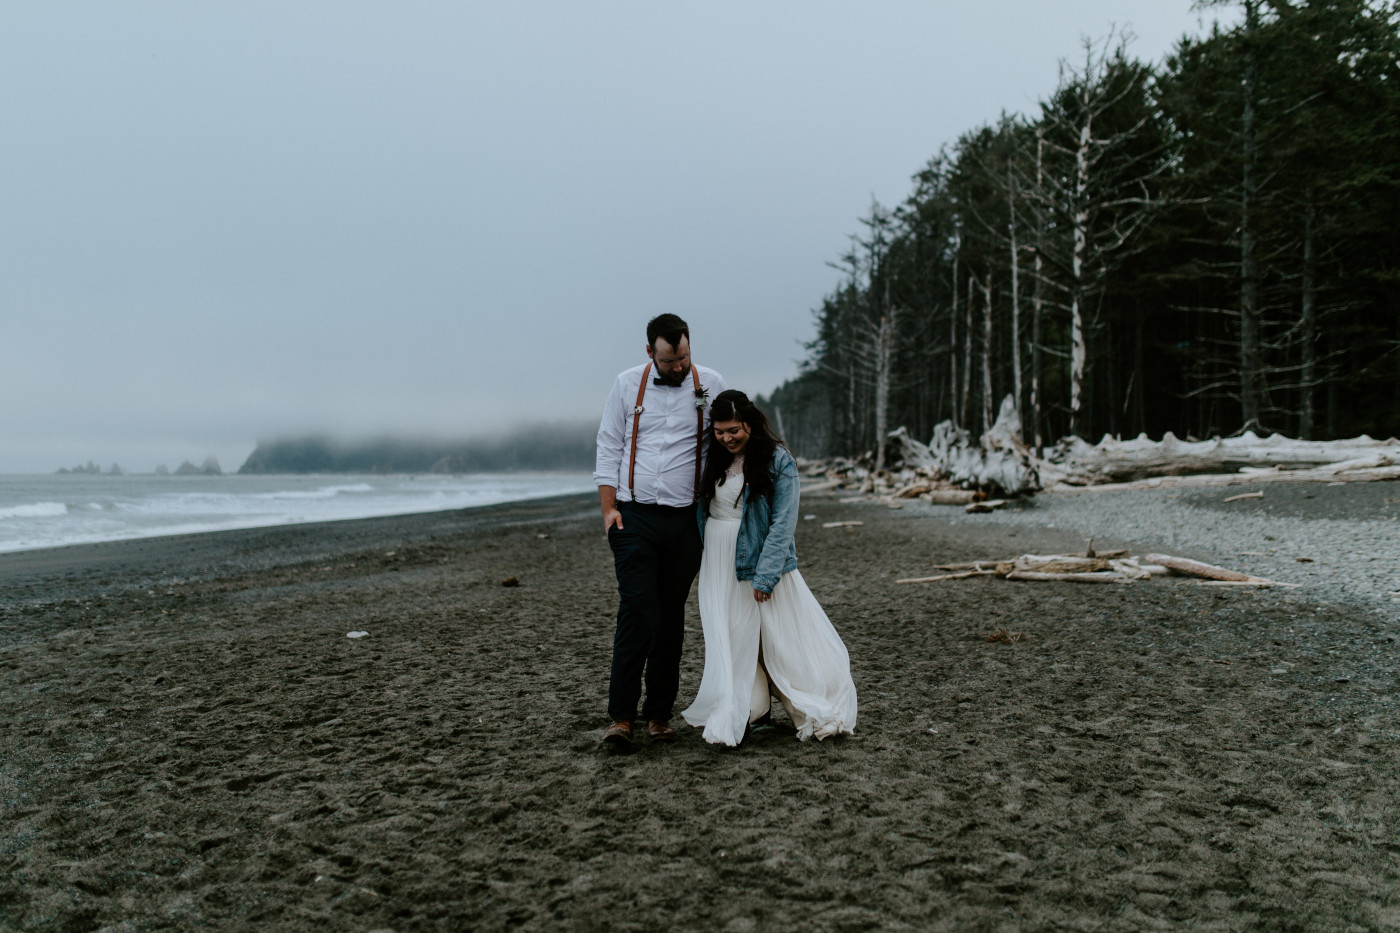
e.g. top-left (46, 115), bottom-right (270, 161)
top-left (3, 487), bottom-right (1398, 931)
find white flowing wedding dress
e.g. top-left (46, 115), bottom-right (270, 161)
top-left (682, 459), bottom-right (858, 746)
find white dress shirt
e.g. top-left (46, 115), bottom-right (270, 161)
top-left (594, 362), bottom-right (727, 506)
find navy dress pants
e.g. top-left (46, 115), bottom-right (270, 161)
top-left (607, 501), bottom-right (702, 723)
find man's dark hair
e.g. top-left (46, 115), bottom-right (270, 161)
top-left (647, 314), bottom-right (690, 351)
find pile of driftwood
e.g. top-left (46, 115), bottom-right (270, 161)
top-left (798, 393), bottom-right (1400, 501)
top-left (797, 457), bottom-right (997, 510)
top-left (896, 546), bottom-right (1295, 588)
top-left (797, 396), bottom-right (1033, 505)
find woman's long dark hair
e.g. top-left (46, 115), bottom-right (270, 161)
top-left (700, 390), bottom-right (787, 514)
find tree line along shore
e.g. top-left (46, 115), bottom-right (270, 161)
top-left (761, 1), bottom-right (1400, 462)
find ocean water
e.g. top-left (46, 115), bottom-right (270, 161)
top-left (0, 472), bottom-right (596, 553)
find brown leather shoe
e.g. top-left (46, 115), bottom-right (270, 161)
top-left (602, 720), bottom-right (634, 748)
top-left (647, 719), bottom-right (677, 743)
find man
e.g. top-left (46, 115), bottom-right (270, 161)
top-left (594, 314), bottom-right (726, 748)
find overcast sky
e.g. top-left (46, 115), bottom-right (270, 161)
top-left (1, 2), bottom-right (1232, 474)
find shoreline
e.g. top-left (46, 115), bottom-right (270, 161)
top-left (0, 491), bottom-right (598, 603)
top-left (0, 470), bottom-right (594, 558)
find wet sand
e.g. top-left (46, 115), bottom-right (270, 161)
top-left (2, 489), bottom-right (1398, 930)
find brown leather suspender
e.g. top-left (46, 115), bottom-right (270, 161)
top-left (626, 363), bottom-right (705, 500)
top-left (691, 365), bottom-right (704, 494)
top-left (626, 363), bottom-right (651, 496)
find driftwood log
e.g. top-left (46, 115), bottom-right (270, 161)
top-left (899, 551), bottom-right (1269, 587)
top-left (1144, 553), bottom-right (1257, 582)
top-left (1199, 579), bottom-right (1300, 588)
top-left (924, 489), bottom-right (981, 505)
top-left (1049, 459), bottom-right (1400, 494)
top-left (891, 484), bottom-right (933, 499)
top-left (1109, 559), bottom-right (1159, 580)
top-left (1001, 555), bottom-right (1111, 574)
top-left (895, 570), bottom-right (996, 584)
top-left (1037, 431), bottom-right (1400, 487)
top-left (1005, 570), bottom-right (1128, 583)
top-left (1143, 554), bottom-right (1293, 587)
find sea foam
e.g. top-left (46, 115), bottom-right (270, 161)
top-left (0, 501), bottom-right (68, 520)
top-left (249, 483), bottom-right (376, 500)
top-left (0, 473), bottom-right (593, 553)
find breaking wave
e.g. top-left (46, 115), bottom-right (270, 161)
top-left (0, 501), bottom-right (68, 520)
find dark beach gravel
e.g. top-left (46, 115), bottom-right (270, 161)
top-left (2, 485), bottom-right (1398, 930)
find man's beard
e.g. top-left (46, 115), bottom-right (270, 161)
top-left (656, 364), bottom-right (690, 386)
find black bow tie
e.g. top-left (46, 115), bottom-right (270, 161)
top-left (653, 378), bottom-right (680, 387)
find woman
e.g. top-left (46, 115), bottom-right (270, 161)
top-left (681, 390), bottom-right (857, 746)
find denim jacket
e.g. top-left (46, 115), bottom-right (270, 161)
top-left (696, 445), bottom-right (800, 593)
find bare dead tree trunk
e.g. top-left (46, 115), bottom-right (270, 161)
top-left (847, 359), bottom-right (857, 450)
top-left (874, 314), bottom-right (893, 472)
top-left (1239, 0), bottom-right (1263, 430)
top-left (1327, 368), bottom-right (1337, 437)
top-left (1032, 128), bottom-right (1045, 451)
top-left (1131, 301), bottom-right (1145, 433)
top-left (1008, 168), bottom-right (1023, 424)
top-left (950, 245), bottom-right (961, 428)
top-left (982, 273), bottom-right (994, 435)
top-left (1299, 197), bottom-right (1317, 439)
top-left (1070, 108), bottom-right (1090, 439)
top-left (1034, 34), bottom-right (1164, 444)
top-left (961, 274), bottom-right (974, 427)
top-left (1395, 317), bottom-right (1400, 437)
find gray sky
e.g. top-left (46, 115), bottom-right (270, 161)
top-left (1, 2), bottom-right (1231, 474)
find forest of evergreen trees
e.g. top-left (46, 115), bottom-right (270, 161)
top-left (762, 1), bottom-right (1400, 461)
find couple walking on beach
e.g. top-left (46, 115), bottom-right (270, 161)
top-left (594, 314), bottom-right (858, 749)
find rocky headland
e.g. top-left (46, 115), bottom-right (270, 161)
top-left (237, 424), bottom-right (596, 474)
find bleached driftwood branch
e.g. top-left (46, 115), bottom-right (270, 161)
top-left (895, 570), bottom-right (996, 584)
top-left (1037, 431), bottom-right (1400, 488)
top-left (1005, 570), bottom-right (1127, 583)
top-left (1143, 553), bottom-right (1295, 586)
top-left (1047, 456), bottom-right (1400, 494)
top-left (1003, 555), bottom-right (1110, 574)
top-left (1146, 553), bottom-right (1263, 583)
top-left (896, 550), bottom-right (1285, 589)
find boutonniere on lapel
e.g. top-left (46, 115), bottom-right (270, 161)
top-left (694, 384), bottom-right (710, 410)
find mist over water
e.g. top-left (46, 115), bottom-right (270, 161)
top-left (0, 472), bottom-right (594, 553)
